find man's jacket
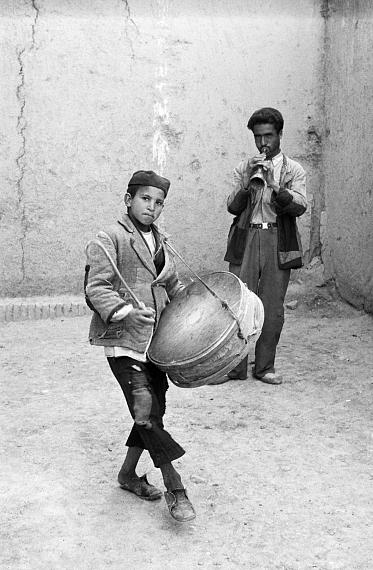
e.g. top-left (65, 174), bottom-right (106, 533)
top-left (224, 154), bottom-right (307, 269)
top-left (85, 214), bottom-right (183, 352)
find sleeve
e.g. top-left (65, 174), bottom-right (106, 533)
top-left (227, 160), bottom-right (251, 215)
top-left (161, 245), bottom-right (185, 300)
top-left (272, 163), bottom-right (307, 217)
top-left (85, 231), bottom-right (127, 324)
top-left (165, 270), bottom-right (185, 300)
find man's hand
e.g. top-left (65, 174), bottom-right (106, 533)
top-left (242, 153), bottom-right (267, 189)
top-left (262, 160), bottom-right (280, 193)
top-left (126, 306), bottom-right (155, 327)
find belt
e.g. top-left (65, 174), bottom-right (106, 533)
top-left (249, 222), bottom-right (277, 229)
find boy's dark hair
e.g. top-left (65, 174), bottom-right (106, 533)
top-left (247, 107), bottom-right (284, 134)
top-left (126, 184), bottom-right (142, 198)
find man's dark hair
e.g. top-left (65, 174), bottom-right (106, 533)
top-left (247, 107), bottom-right (284, 134)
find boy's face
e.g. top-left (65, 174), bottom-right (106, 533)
top-left (124, 186), bottom-right (165, 229)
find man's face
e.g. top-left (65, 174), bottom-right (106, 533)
top-left (252, 123), bottom-right (282, 159)
top-left (125, 186), bottom-right (165, 230)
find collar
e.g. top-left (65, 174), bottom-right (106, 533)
top-left (271, 151), bottom-right (283, 166)
top-left (118, 213), bottom-right (159, 234)
top-left (118, 213), bottom-right (171, 241)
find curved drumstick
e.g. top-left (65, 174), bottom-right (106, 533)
top-left (85, 239), bottom-right (143, 308)
top-left (165, 240), bottom-right (246, 340)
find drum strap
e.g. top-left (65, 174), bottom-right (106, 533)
top-left (165, 241), bottom-right (246, 341)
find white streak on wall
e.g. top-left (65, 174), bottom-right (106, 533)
top-left (152, 65), bottom-right (170, 174)
top-left (152, 1), bottom-right (170, 177)
top-left (152, 0), bottom-right (170, 230)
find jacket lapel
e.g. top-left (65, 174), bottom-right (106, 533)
top-left (131, 233), bottom-right (157, 278)
top-left (119, 214), bottom-right (157, 278)
top-left (279, 155), bottom-right (293, 188)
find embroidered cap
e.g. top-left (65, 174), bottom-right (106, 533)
top-left (128, 170), bottom-right (170, 196)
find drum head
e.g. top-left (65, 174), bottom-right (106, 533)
top-left (148, 271), bottom-right (242, 365)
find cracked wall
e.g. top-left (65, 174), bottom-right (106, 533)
top-left (0, 0), bottom-right (324, 297)
top-left (15, 46), bottom-right (27, 283)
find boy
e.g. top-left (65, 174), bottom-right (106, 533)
top-left (85, 170), bottom-right (196, 523)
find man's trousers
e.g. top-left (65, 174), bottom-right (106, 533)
top-left (230, 227), bottom-right (290, 378)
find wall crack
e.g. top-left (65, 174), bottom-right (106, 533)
top-left (31, 0), bottom-right (40, 50)
top-left (121, 0), bottom-right (139, 60)
top-left (14, 1), bottom-right (40, 284)
top-left (15, 47), bottom-right (28, 282)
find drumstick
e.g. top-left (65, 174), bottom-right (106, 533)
top-left (85, 239), bottom-right (144, 308)
top-left (165, 240), bottom-right (245, 340)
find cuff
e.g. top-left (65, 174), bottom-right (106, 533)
top-left (110, 304), bottom-right (134, 322)
top-left (275, 189), bottom-right (293, 206)
top-left (106, 302), bottom-right (127, 324)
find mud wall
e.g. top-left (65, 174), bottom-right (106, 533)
top-left (0, 0), bottom-right (323, 296)
top-left (323, 0), bottom-right (373, 312)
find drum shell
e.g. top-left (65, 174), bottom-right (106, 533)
top-left (147, 272), bottom-right (264, 388)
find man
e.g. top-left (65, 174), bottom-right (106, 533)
top-left (220, 107), bottom-right (307, 385)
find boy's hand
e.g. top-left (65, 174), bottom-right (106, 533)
top-left (126, 306), bottom-right (155, 327)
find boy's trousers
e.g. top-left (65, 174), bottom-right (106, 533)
top-left (107, 357), bottom-right (185, 467)
top-left (230, 227), bottom-right (290, 378)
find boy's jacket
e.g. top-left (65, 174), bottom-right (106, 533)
top-left (85, 214), bottom-right (183, 353)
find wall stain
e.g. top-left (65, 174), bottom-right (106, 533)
top-left (189, 158), bottom-right (201, 172)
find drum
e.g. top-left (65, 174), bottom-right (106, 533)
top-left (147, 271), bottom-right (264, 388)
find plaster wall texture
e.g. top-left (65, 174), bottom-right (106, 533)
top-left (0, 0), bottom-right (323, 297)
top-left (323, 0), bottom-right (373, 312)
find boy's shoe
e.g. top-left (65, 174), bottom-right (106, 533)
top-left (164, 489), bottom-right (196, 522)
top-left (118, 473), bottom-right (163, 501)
top-left (252, 367), bottom-right (283, 385)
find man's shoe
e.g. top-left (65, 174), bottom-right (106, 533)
top-left (207, 369), bottom-right (248, 385)
top-left (254, 371), bottom-right (283, 385)
top-left (118, 474), bottom-right (163, 501)
top-left (207, 376), bottom-right (231, 385)
top-left (164, 489), bottom-right (196, 522)
top-left (227, 370), bottom-right (248, 380)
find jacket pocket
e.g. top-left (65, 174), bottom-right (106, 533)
top-left (225, 218), bottom-right (248, 264)
top-left (118, 288), bottom-right (134, 303)
top-left (98, 322), bottom-right (125, 340)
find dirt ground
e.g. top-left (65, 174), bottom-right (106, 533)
top-left (1, 273), bottom-right (373, 570)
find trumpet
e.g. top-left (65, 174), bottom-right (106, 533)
top-left (249, 149), bottom-right (268, 187)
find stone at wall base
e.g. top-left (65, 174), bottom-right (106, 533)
top-left (0, 296), bottom-right (92, 322)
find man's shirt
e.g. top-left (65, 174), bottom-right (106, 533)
top-left (250, 152), bottom-right (283, 224)
top-left (228, 151), bottom-right (307, 220)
